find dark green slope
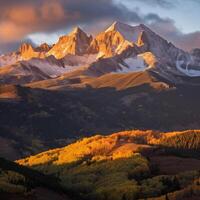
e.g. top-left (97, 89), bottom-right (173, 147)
top-left (0, 157), bottom-right (74, 200)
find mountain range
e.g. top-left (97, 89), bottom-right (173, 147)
top-left (1, 22), bottom-right (200, 160)
top-left (1, 21), bottom-right (200, 87)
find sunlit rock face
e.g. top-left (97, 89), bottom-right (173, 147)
top-left (19, 43), bottom-right (46, 60)
top-left (89, 22), bottom-right (144, 58)
top-left (47, 27), bottom-right (92, 59)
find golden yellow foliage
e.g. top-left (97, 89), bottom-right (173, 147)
top-left (17, 130), bottom-right (154, 167)
top-left (17, 129), bottom-right (200, 169)
top-left (16, 129), bottom-right (200, 200)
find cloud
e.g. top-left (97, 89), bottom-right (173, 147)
top-left (0, 1), bottom-right (70, 43)
top-left (145, 14), bottom-right (200, 51)
top-left (0, 39), bottom-right (36, 55)
top-left (0, 0), bottom-right (142, 43)
top-left (175, 32), bottom-right (200, 52)
top-left (135, 0), bottom-right (174, 8)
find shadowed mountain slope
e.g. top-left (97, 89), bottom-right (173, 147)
top-left (1, 81), bottom-right (200, 159)
top-left (0, 158), bottom-right (73, 200)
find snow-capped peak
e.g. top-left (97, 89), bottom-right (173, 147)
top-left (105, 21), bottom-right (133, 32)
top-left (105, 21), bottom-right (146, 43)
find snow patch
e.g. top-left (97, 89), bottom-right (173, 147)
top-left (106, 22), bottom-right (142, 43)
top-left (117, 55), bottom-right (148, 73)
top-left (27, 59), bottom-right (79, 78)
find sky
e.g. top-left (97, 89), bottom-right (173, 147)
top-left (0, 0), bottom-right (200, 53)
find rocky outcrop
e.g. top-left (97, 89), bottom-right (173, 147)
top-left (47, 27), bottom-right (92, 59)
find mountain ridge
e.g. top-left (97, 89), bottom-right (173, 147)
top-left (0, 21), bottom-right (200, 86)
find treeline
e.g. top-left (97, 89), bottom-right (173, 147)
top-left (147, 178), bottom-right (200, 200)
top-left (0, 157), bottom-right (78, 199)
top-left (0, 157), bottom-right (62, 191)
top-left (159, 130), bottom-right (200, 150)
